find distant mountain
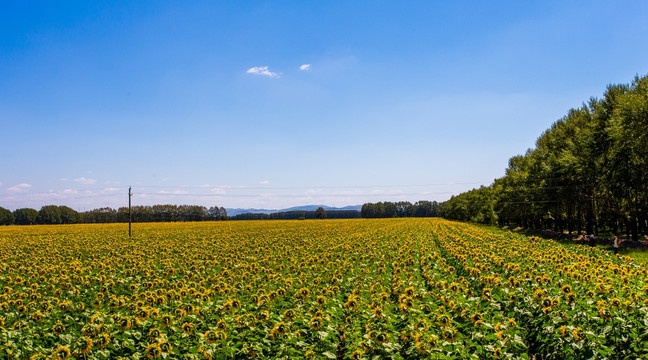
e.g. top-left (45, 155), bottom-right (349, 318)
top-left (226, 205), bottom-right (362, 216)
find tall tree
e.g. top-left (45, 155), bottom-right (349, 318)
top-left (13, 208), bottom-right (39, 225)
top-left (0, 207), bottom-right (14, 225)
top-left (315, 207), bottom-right (327, 219)
top-left (37, 205), bottom-right (62, 224)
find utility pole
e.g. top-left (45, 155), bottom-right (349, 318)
top-left (128, 186), bottom-right (132, 238)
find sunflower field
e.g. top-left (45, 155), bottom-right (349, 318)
top-left (0, 218), bottom-right (646, 359)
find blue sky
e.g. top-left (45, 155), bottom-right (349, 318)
top-left (1, 1), bottom-right (647, 211)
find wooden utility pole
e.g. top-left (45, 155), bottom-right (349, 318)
top-left (128, 186), bottom-right (132, 238)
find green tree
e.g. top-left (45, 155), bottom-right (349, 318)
top-left (37, 205), bottom-right (62, 224)
top-left (13, 208), bottom-right (38, 225)
top-left (315, 207), bottom-right (327, 219)
top-left (59, 206), bottom-right (80, 224)
top-left (0, 207), bottom-right (14, 225)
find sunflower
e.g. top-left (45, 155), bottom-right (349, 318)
top-left (351, 349), bottom-right (363, 360)
top-left (174, 308), bottom-right (186, 318)
top-left (54, 345), bottom-right (71, 360)
top-left (572, 327), bottom-right (583, 340)
top-left (52, 321), bottom-right (66, 335)
top-left (470, 312), bottom-right (483, 324)
top-left (230, 298), bottom-right (242, 310)
top-left (149, 328), bottom-right (162, 340)
top-left (559, 325), bottom-right (567, 337)
top-left (610, 298), bottom-right (621, 308)
top-left (145, 343), bottom-right (162, 359)
top-left (137, 307), bottom-right (150, 321)
top-left (493, 347), bottom-right (502, 359)
top-left (147, 339), bottom-right (166, 354)
top-left (181, 322), bottom-right (194, 334)
top-left (599, 307), bottom-right (611, 320)
top-left (94, 333), bottom-right (110, 349)
top-left (541, 297), bottom-right (552, 308)
top-left (481, 288), bottom-right (492, 300)
top-left (271, 321), bottom-right (287, 338)
top-left (415, 302), bottom-right (431, 314)
top-left (345, 298), bottom-right (360, 312)
top-left (441, 327), bottom-right (458, 342)
top-left (404, 286), bottom-right (415, 297)
top-left (258, 310), bottom-right (270, 322)
top-left (75, 336), bottom-right (93, 355)
top-left (117, 316), bottom-right (132, 330)
top-left (160, 313), bottom-right (174, 327)
top-left (204, 330), bottom-right (220, 343)
top-left (81, 323), bottom-right (98, 336)
top-left (561, 284), bottom-right (572, 295)
top-left (309, 316), bottom-right (323, 330)
top-left (283, 308), bottom-right (296, 321)
top-left (375, 332), bottom-right (389, 346)
top-left (298, 287), bottom-right (310, 298)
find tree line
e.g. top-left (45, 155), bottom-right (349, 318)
top-left (440, 74), bottom-right (648, 240)
top-left (230, 208), bottom-right (360, 220)
top-left (360, 201), bottom-right (439, 218)
top-left (0, 204), bottom-right (228, 225)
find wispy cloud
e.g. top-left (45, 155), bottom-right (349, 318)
top-left (299, 64), bottom-right (311, 71)
top-left (74, 177), bottom-right (97, 185)
top-left (247, 66), bottom-right (279, 78)
top-left (7, 183), bottom-right (31, 193)
top-left (259, 180), bottom-right (270, 185)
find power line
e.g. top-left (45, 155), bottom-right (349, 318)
top-left (134, 192), bottom-right (455, 198)
top-left (135, 182), bottom-right (491, 190)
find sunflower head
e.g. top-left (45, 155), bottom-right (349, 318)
top-left (54, 345), bottom-right (71, 360)
top-left (442, 327), bottom-right (458, 342)
top-left (159, 340), bottom-right (173, 353)
top-left (76, 337), bottom-right (93, 354)
top-left (145, 343), bottom-right (162, 359)
top-left (149, 327), bottom-right (161, 339)
top-left (52, 321), bottom-right (66, 335)
top-left (181, 322), bottom-right (194, 334)
top-left (309, 316), bottom-right (323, 330)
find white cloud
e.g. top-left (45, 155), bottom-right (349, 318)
top-left (247, 66), bottom-right (279, 78)
top-left (299, 64), bottom-right (311, 71)
top-left (8, 183), bottom-right (31, 193)
top-left (259, 180), bottom-right (270, 185)
top-left (74, 177), bottom-right (97, 185)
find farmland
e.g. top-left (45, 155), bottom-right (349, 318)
top-left (0, 219), bottom-right (646, 359)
